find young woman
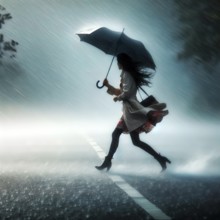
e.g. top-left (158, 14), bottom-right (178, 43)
top-left (95, 53), bottom-right (171, 172)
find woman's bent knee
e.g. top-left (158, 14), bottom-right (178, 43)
top-left (132, 140), bottom-right (139, 146)
top-left (112, 128), bottom-right (123, 138)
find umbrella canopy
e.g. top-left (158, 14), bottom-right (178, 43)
top-left (77, 27), bottom-right (156, 70)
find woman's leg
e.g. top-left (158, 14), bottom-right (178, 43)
top-left (130, 130), bottom-right (171, 171)
top-left (95, 127), bottom-right (123, 171)
top-left (106, 127), bottom-right (124, 159)
top-left (130, 130), bottom-right (158, 157)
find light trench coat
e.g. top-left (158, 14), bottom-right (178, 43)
top-left (116, 71), bottom-right (153, 132)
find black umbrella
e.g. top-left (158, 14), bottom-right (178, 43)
top-left (77, 27), bottom-right (156, 88)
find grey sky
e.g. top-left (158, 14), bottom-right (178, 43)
top-left (0, 0), bottom-right (192, 113)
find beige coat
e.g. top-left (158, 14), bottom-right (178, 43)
top-left (108, 71), bottom-right (153, 132)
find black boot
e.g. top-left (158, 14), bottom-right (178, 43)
top-left (95, 156), bottom-right (112, 171)
top-left (154, 154), bottom-right (171, 172)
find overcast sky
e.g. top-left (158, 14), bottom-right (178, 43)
top-left (0, 0), bottom-right (194, 114)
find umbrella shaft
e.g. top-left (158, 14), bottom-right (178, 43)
top-left (105, 55), bottom-right (115, 79)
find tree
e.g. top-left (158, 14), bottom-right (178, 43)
top-left (0, 4), bottom-right (19, 59)
top-left (173, 0), bottom-right (220, 67)
top-left (173, 0), bottom-right (220, 116)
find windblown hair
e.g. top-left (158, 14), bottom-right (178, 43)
top-left (117, 53), bottom-right (154, 87)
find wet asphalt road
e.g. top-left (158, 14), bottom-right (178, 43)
top-left (0, 133), bottom-right (220, 220)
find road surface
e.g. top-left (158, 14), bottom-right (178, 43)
top-left (0, 132), bottom-right (219, 220)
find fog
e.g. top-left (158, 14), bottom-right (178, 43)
top-left (0, 0), bottom-right (219, 176)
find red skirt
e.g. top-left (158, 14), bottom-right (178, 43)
top-left (116, 110), bottom-right (168, 134)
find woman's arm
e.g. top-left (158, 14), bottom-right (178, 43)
top-left (107, 85), bottom-right (121, 96)
top-left (103, 79), bottom-right (121, 96)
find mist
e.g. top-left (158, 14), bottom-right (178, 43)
top-left (0, 0), bottom-right (219, 176)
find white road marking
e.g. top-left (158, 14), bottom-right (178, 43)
top-left (85, 136), bottom-right (172, 220)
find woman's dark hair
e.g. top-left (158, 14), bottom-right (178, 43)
top-left (117, 53), bottom-right (153, 87)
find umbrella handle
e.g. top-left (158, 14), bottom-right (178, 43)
top-left (96, 80), bottom-right (105, 89)
top-left (96, 55), bottom-right (116, 89)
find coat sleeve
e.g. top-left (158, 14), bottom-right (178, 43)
top-left (117, 72), bottom-right (134, 101)
top-left (107, 85), bottom-right (121, 96)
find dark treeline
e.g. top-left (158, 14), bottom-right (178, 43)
top-left (174, 0), bottom-right (220, 66)
top-left (173, 0), bottom-right (220, 116)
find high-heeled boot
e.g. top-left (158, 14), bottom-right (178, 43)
top-left (95, 156), bottom-right (112, 171)
top-left (154, 154), bottom-right (171, 172)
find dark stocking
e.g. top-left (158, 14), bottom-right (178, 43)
top-left (106, 128), bottom-right (123, 159)
top-left (130, 130), bottom-right (158, 157)
top-left (130, 130), bottom-right (171, 171)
